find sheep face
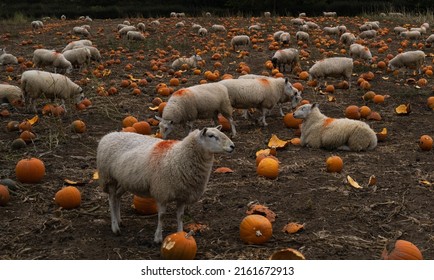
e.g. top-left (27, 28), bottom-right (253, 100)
top-left (198, 126), bottom-right (235, 154)
top-left (157, 118), bottom-right (174, 139)
top-left (283, 78), bottom-right (299, 108)
top-left (290, 88), bottom-right (302, 109)
top-left (293, 103), bottom-right (316, 119)
top-left (73, 86), bottom-right (84, 104)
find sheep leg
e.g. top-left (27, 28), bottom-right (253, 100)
top-left (176, 203), bottom-right (185, 232)
top-left (228, 117), bottom-right (237, 137)
top-left (259, 109), bottom-right (269, 126)
top-left (154, 203), bottom-right (166, 243)
top-left (108, 185), bottom-right (121, 235)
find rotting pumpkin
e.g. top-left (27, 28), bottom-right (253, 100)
top-left (160, 231), bottom-right (197, 260)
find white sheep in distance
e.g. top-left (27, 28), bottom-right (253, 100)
top-left (290, 18), bottom-right (305, 25)
top-left (323, 26), bottom-right (340, 36)
top-left (62, 39), bottom-right (93, 52)
top-left (156, 83), bottom-right (236, 138)
top-left (426, 34), bottom-right (434, 44)
top-left (393, 26), bottom-right (407, 35)
top-left (137, 22), bottom-right (146, 32)
top-left (218, 77), bottom-right (300, 126)
top-left (323, 11), bottom-right (337, 17)
top-left (171, 54), bottom-right (202, 70)
top-left (72, 26), bottom-right (90, 37)
top-left (305, 21), bottom-right (320, 29)
top-left (271, 48), bottom-right (300, 73)
top-left (0, 48), bottom-right (18, 65)
top-left (273, 31), bottom-right (284, 41)
top-left (248, 24), bottom-right (261, 31)
top-left (33, 49), bottom-right (73, 73)
top-left (293, 103), bottom-right (377, 151)
top-left (359, 30), bottom-right (377, 39)
top-left (279, 32), bottom-right (291, 45)
top-left (198, 27), bottom-right (208, 37)
top-left (211, 24), bottom-right (226, 33)
top-left (31, 20), bottom-right (43, 31)
top-left (264, 11), bottom-right (271, 17)
top-left (309, 57), bottom-right (353, 87)
top-left (231, 35), bottom-right (251, 51)
top-left (339, 32), bottom-right (356, 46)
top-left (96, 126), bottom-right (235, 243)
top-left (126, 31), bottom-right (146, 41)
top-left (0, 84), bottom-right (24, 108)
top-left (118, 26), bottom-right (137, 37)
top-left (349, 43), bottom-right (372, 63)
top-left (388, 50), bottom-right (426, 74)
top-left (81, 46), bottom-right (101, 62)
top-left (191, 23), bottom-right (202, 32)
top-left (399, 30), bottom-right (421, 40)
top-left (20, 70), bottom-right (83, 113)
top-left (62, 47), bottom-right (91, 69)
top-left (295, 31), bottom-right (309, 44)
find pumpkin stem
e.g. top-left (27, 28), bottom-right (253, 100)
top-left (185, 230), bottom-right (195, 239)
top-left (255, 230), bottom-right (263, 237)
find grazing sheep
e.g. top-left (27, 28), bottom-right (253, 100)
top-left (137, 22), bottom-right (146, 32)
top-left (421, 22), bottom-right (429, 29)
top-left (309, 57), bottom-right (353, 87)
top-left (399, 30), bottom-right (421, 40)
top-left (264, 11), bottom-right (271, 17)
top-left (72, 26), bottom-right (90, 37)
top-left (198, 27), bottom-right (208, 37)
top-left (62, 47), bottom-right (91, 69)
top-left (299, 24), bottom-right (309, 32)
top-left (359, 23), bottom-right (373, 31)
top-left (62, 39), bottom-right (93, 52)
top-left (231, 35), bottom-right (251, 51)
top-left (191, 23), bottom-right (202, 32)
top-left (31, 20), bottom-right (43, 31)
top-left (84, 16), bottom-right (92, 22)
top-left (97, 126), bottom-right (235, 243)
top-left (393, 26), bottom-right (407, 35)
top-left (306, 21), bottom-right (320, 29)
top-left (340, 32), bottom-right (356, 46)
top-left (388, 50), bottom-right (426, 74)
top-left (293, 103), bottom-right (377, 151)
top-left (157, 83), bottom-right (236, 138)
top-left (126, 30), bottom-right (146, 41)
top-left (296, 31), bottom-right (309, 43)
top-left (205, 12), bottom-right (211, 17)
top-left (338, 25), bottom-right (347, 34)
top-left (349, 43), bottom-right (372, 63)
top-left (0, 84), bottom-right (24, 108)
top-left (218, 77), bottom-right (300, 126)
top-left (291, 18), bottom-right (305, 25)
top-left (61, 15), bottom-right (66, 20)
top-left (426, 34), bottom-right (434, 44)
top-left (175, 21), bottom-right (185, 28)
top-left (273, 31), bottom-right (284, 41)
top-left (410, 27), bottom-right (426, 34)
top-left (150, 20), bottom-right (160, 28)
top-left (323, 26), bottom-right (340, 36)
top-left (323, 11), bottom-right (337, 17)
top-left (279, 32), bottom-right (291, 45)
top-left (248, 24), bottom-right (261, 31)
top-left (359, 30), bottom-right (377, 39)
top-left (33, 49), bottom-right (73, 74)
top-left (171, 54), bottom-right (202, 70)
top-left (0, 48), bottom-right (18, 65)
top-left (271, 48), bottom-right (300, 73)
top-left (119, 26), bottom-right (137, 37)
top-left (389, 12), bottom-right (404, 17)
top-left (211, 24), bottom-right (226, 32)
top-left (81, 46), bottom-right (101, 62)
top-left (20, 70), bottom-right (83, 113)
top-left (117, 23), bottom-right (129, 31)
top-left (299, 12), bottom-right (306, 17)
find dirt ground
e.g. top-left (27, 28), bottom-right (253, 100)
top-left (0, 14), bottom-right (433, 260)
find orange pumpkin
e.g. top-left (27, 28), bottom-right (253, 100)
top-left (217, 114), bottom-right (231, 131)
top-left (257, 157), bottom-right (279, 179)
top-left (122, 116), bottom-right (138, 128)
top-left (132, 121), bottom-right (152, 135)
top-left (359, 106), bottom-right (372, 118)
top-left (283, 112), bottom-right (302, 129)
top-left (427, 96), bottom-right (434, 109)
top-left (71, 120), bottom-right (86, 133)
top-left (240, 214), bottom-right (273, 245)
top-left (270, 248), bottom-right (305, 260)
top-left (326, 156), bottom-right (343, 173)
top-left (161, 231), bottom-right (197, 260)
top-left (20, 130), bottom-right (36, 143)
top-left (298, 71), bottom-right (309, 80)
top-left (15, 157), bottom-right (45, 184)
top-left (382, 240), bottom-right (423, 260)
top-left (0, 184), bottom-right (10, 206)
top-left (132, 195), bottom-right (158, 215)
top-left (54, 186), bottom-right (81, 209)
top-left (345, 105), bottom-right (360, 120)
top-left (419, 135), bottom-right (433, 151)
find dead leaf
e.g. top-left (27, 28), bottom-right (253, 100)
top-left (92, 171), bottom-right (99, 180)
top-left (376, 127), bottom-right (387, 142)
top-left (256, 148), bottom-right (274, 157)
top-left (347, 175), bottom-right (363, 189)
top-left (185, 223), bottom-right (209, 234)
top-left (214, 167), bottom-right (234, 173)
top-left (127, 74), bottom-right (139, 81)
top-left (382, 76), bottom-right (389, 80)
top-left (282, 222), bottom-right (304, 234)
top-left (102, 69), bottom-right (111, 77)
top-left (395, 103), bottom-right (411, 115)
top-left (327, 95), bottom-right (336, 102)
top-left (148, 106), bottom-right (159, 111)
top-left (27, 115), bottom-right (39, 125)
top-left (268, 134), bottom-right (289, 149)
top-left (419, 180), bottom-right (432, 187)
top-left (246, 203), bottom-right (276, 223)
top-left (64, 178), bottom-right (86, 186)
top-left (368, 175), bottom-right (377, 186)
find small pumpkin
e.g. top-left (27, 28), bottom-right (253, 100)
top-left (382, 240), bottom-right (423, 260)
top-left (419, 135), bottom-right (433, 151)
top-left (54, 186), bottom-right (81, 209)
top-left (257, 157), bottom-right (279, 179)
top-left (161, 231), bottom-right (197, 260)
top-left (71, 120), bottom-right (86, 133)
top-left (15, 157), bottom-right (45, 184)
top-left (122, 116), bottom-right (138, 128)
top-left (132, 195), bottom-right (158, 215)
top-left (0, 184), bottom-right (10, 206)
top-left (345, 105), bottom-right (360, 120)
top-left (240, 214), bottom-right (273, 245)
top-left (132, 121), bottom-right (152, 135)
top-left (326, 155), bottom-right (343, 173)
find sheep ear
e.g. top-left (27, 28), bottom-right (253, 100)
top-left (155, 115), bottom-right (163, 121)
top-left (285, 77), bottom-right (289, 84)
top-left (215, 125), bottom-right (223, 131)
top-left (200, 127), bottom-right (208, 136)
top-left (312, 103), bottom-right (319, 109)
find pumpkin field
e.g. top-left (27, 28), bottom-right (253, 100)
top-left (0, 13), bottom-right (434, 260)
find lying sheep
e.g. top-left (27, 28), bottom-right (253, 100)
top-left (211, 24), bottom-right (226, 32)
top-left (31, 20), bottom-right (43, 31)
top-left (72, 26), bottom-right (90, 37)
top-left (388, 50), bottom-right (426, 74)
top-left (33, 49), bottom-right (73, 74)
top-left (293, 103), bottom-right (377, 151)
top-left (198, 27), bottom-right (208, 37)
top-left (0, 48), bottom-right (18, 65)
top-left (399, 30), bottom-right (421, 40)
top-left (340, 32), bottom-right (356, 46)
top-left (309, 57), bottom-right (353, 87)
top-left (20, 70), bottom-right (83, 113)
top-left (0, 84), bottom-right (24, 108)
top-left (126, 31), bottom-right (145, 41)
top-left (359, 30), bottom-right (377, 39)
top-left (296, 31), bottom-right (309, 43)
top-left (157, 83), bottom-right (236, 138)
top-left (97, 126), bottom-right (235, 243)
top-left (62, 39), bottom-right (92, 52)
top-left (231, 35), bottom-right (251, 51)
top-left (218, 77), bottom-right (300, 126)
top-left (171, 54), bottom-right (202, 70)
top-left (271, 48), bottom-right (300, 73)
top-left (279, 32), bottom-right (291, 45)
top-left (349, 43), bottom-right (372, 63)
top-left (62, 47), bottom-right (91, 69)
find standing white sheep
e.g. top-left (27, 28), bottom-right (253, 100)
top-left (279, 32), bottom-right (291, 45)
top-left (359, 30), bottom-right (377, 39)
top-left (126, 31), bottom-right (146, 41)
top-left (157, 83), bottom-right (236, 138)
top-left (231, 35), bottom-right (251, 51)
top-left (295, 31), bottom-right (309, 44)
top-left (388, 50), bottom-right (426, 74)
top-left (33, 49), bottom-right (73, 73)
top-left (171, 54), bottom-right (202, 70)
top-left (96, 126), bottom-right (235, 243)
top-left (118, 26), bottom-right (137, 37)
top-left (211, 24), bottom-right (226, 33)
top-left (31, 20), bottom-right (43, 31)
top-left (349, 43), bottom-right (372, 63)
top-left (20, 70), bottom-right (83, 113)
top-left (399, 30), bottom-right (421, 40)
top-left (137, 22), bottom-right (146, 32)
top-left (62, 39), bottom-right (93, 52)
top-left (426, 34), bottom-right (434, 45)
top-left (309, 57), bottom-right (353, 87)
top-left (0, 48), bottom-right (18, 65)
top-left (218, 77), bottom-right (300, 126)
top-left (62, 47), bottom-right (91, 69)
top-left (339, 32), bottom-right (356, 46)
top-left (0, 84), bottom-right (24, 108)
top-left (271, 48), bottom-right (300, 73)
top-left (293, 103), bottom-right (377, 151)
top-left (72, 26), bottom-right (90, 37)
top-left (198, 27), bottom-right (208, 37)
top-left (323, 26), bottom-right (340, 36)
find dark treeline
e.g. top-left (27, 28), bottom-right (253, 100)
top-left (0, 0), bottom-right (433, 19)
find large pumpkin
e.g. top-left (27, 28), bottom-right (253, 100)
top-left (240, 214), bottom-right (273, 245)
top-left (54, 186), bottom-right (81, 209)
top-left (160, 231), bottom-right (197, 260)
top-left (15, 157), bottom-right (45, 184)
top-left (132, 195), bottom-right (158, 215)
top-left (382, 240), bottom-right (423, 260)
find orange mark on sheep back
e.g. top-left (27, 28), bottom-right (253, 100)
top-left (323, 118), bottom-right (335, 127)
top-left (153, 140), bottom-right (178, 154)
top-left (258, 78), bottom-right (270, 87)
top-left (172, 88), bottom-right (189, 97)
